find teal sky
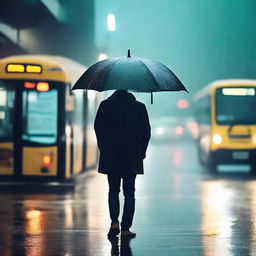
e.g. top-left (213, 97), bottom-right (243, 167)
top-left (95, 0), bottom-right (256, 95)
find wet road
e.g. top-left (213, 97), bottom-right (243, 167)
top-left (1, 139), bottom-right (256, 256)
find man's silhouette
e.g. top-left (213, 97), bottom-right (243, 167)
top-left (94, 90), bottom-right (151, 238)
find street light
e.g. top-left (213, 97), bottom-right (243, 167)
top-left (98, 53), bottom-right (108, 61)
top-left (107, 14), bottom-right (116, 32)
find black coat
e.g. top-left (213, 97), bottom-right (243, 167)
top-left (94, 90), bottom-right (151, 175)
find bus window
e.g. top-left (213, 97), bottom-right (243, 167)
top-left (196, 96), bottom-right (211, 124)
top-left (216, 88), bottom-right (256, 125)
top-left (22, 90), bottom-right (58, 144)
top-left (0, 86), bottom-right (15, 141)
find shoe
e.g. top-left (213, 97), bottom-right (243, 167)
top-left (121, 230), bottom-right (136, 238)
top-left (107, 223), bottom-right (120, 238)
top-left (108, 236), bottom-right (118, 244)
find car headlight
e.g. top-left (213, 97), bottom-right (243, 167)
top-left (175, 126), bottom-right (184, 135)
top-left (212, 134), bottom-right (222, 144)
top-left (156, 127), bottom-right (164, 135)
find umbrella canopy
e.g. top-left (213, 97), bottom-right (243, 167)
top-left (71, 50), bottom-right (188, 102)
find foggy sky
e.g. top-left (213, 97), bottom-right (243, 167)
top-left (95, 0), bottom-right (256, 94)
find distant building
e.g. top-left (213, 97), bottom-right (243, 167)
top-left (0, 0), bottom-right (96, 65)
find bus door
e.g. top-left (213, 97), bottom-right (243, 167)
top-left (21, 82), bottom-right (59, 178)
top-left (0, 80), bottom-right (61, 179)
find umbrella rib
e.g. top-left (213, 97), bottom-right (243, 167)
top-left (160, 62), bottom-right (188, 92)
top-left (136, 58), bottom-right (159, 92)
top-left (103, 57), bottom-right (125, 90)
top-left (141, 59), bottom-right (188, 93)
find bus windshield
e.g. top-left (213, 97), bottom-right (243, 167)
top-left (216, 87), bottom-right (256, 125)
top-left (22, 89), bottom-right (58, 144)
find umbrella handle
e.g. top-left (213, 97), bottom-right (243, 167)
top-left (151, 92), bottom-right (153, 104)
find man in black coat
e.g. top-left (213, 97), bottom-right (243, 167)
top-left (94, 90), bottom-right (151, 238)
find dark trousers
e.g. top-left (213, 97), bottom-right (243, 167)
top-left (107, 173), bottom-right (136, 230)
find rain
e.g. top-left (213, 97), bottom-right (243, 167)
top-left (0, 1), bottom-right (256, 255)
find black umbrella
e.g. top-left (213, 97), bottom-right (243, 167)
top-left (71, 50), bottom-right (188, 103)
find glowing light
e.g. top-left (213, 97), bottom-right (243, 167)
top-left (98, 53), bottom-right (108, 61)
top-left (26, 210), bottom-right (41, 219)
top-left (253, 135), bottom-right (256, 144)
top-left (107, 14), bottom-right (116, 31)
top-left (175, 126), bottom-right (184, 135)
top-left (37, 82), bottom-right (49, 92)
top-left (222, 88), bottom-right (255, 96)
top-left (24, 82), bottom-right (36, 89)
top-left (156, 127), bottom-right (164, 135)
top-left (213, 134), bottom-right (222, 144)
top-left (7, 64), bottom-right (25, 73)
top-left (26, 65), bottom-right (42, 73)
top-left (42, 155), bottom-right (51, 166)
top-left (177, 99), bottom-right (189, 109)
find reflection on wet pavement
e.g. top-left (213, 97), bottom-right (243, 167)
top-left (1, 140), bottom-right (256, 255)
top-left (109, 237), bottom-right (133, 256)
top-left (201, 179), bottom-right (256, 256)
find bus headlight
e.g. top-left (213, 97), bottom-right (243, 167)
top-left (213, 134), bottom-right (222, 144)
top-left (253, 135), bottom-right (256, 144)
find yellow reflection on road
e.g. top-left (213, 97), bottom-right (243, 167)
top-left (25, 209), bottom-right (44, 256)
top-left (201, 180), bottom-right (235, 256)
top-left (64, 201), bottom-right (74, 228)
top-left (25, 209), bottom-right (42, 235)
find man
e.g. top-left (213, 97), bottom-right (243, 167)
top-left (94, 90), bottom-right (151, 238)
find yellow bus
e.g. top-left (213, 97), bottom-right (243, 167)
top-left (194, 79), bottom-right (256, 172)
top-left (0, 55), bottom-right (99, 181)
